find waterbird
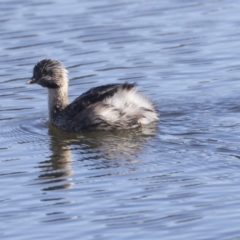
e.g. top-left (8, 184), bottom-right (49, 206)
top-left (27, 59), bottom-right (158, 132)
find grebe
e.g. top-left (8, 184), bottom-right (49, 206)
top-left (27, 59), bottom-right (158, 132)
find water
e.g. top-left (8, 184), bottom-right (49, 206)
top-left (1, 0), bottom-right (240, 239)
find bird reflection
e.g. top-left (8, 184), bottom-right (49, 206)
top-left (37, 123), bottom-right (158, 191)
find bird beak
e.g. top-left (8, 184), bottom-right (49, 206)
top-left (27, 77), bottom-right (36, 84)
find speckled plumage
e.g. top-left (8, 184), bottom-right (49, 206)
top-left (27, 59), bottom-right (158, 132)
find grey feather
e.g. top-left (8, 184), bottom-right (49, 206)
top-left (28, 59), bottom-right (159, 132)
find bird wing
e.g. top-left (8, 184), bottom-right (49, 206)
top-left (64, 82), bottom-right (136, 116)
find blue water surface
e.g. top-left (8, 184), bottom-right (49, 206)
top-left (0, 0), bottom-right (240, 239)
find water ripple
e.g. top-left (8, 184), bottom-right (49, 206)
top-left (1, 0), bottom-right (240, 239)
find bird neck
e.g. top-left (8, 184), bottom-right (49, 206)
top-left (48, 83), bottom-right (69, 122)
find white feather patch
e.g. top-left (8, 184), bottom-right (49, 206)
top-left (100, 88), bottom-right (158, 124)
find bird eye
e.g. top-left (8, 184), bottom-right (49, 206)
top-left (42, 70), bottom-right (47, 76)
